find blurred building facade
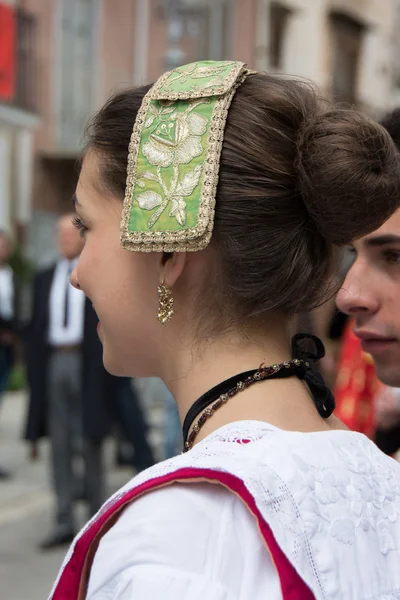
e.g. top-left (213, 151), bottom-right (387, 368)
top-left (255, 0), bottom-right (396, 117)
top-left (0, 0), bottom-right (397, 262)
top-left (0, 0), bottom-right (38, 238)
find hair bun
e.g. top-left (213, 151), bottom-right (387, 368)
top-left (295, 109), bottom-right (400, 246)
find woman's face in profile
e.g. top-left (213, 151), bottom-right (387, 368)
top-left (71, 151), bottom-right (163, 377)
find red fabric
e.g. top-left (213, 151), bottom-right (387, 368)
top-left (0, 4), bottom-right (16, 100)
top-left (51, 468), bottom-right (316, 600)
top-left (334, 321), bottom-right (382, 437)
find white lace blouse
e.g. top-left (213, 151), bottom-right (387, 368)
top-left (86, 482), bottom-right (281, 599)
top-left (84, 421), bottom-right (400, 600)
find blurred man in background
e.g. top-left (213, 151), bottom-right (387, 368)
top-left (336, 107), bottom-right (400, 455)
top-left (24, 214), bottom-right (110, 549)
top-left (0, 230), bottom-right (16, 479)
top-left (107, 375), bottom-right (155, 472)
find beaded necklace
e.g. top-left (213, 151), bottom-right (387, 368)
top-left (182, 334), bottom-right (335, 452)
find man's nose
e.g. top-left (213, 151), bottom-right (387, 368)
top-left (336, 264), bottom-right (379, 317)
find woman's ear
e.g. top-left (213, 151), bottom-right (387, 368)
top-left (160, 252), bottom-right (187, 287)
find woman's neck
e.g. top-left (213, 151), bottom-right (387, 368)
top-left (162, 322), bottom-right (293, 425)
top-left (160, 320), bottom-right (342, 444)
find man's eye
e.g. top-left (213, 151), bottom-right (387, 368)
top-left (72, 216), bottom-right (88, 238)
top-left (383, 250), bottom-right (400, 265)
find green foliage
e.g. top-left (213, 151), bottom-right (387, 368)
top-left (9, 247), bottom-right (33, 282)
top-left (7, 364), bottom-right (27, 392)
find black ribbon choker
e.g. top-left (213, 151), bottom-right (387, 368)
top-left (182, 333), bottom-right (335, 451)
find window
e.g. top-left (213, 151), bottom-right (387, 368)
top-left (16, 8), bottom-right (37, 112)
top-left (59, 0), bottom-right (96, 148)
top-left (176, 0), bottom-right (234, 63)
top-left (329, 12), bottom-right (364, 105)
top-left (269, 2), bottom-right (291, 70)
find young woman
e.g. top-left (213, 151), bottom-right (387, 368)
top-left (50, 62), bottom-right (400, 600)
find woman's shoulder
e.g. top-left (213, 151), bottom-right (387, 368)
top-left (87, 480), bottom-right (277, 599)
top-left (101, 480), bottom-right (252, 556)
top-left (119, 479), bottom-right (235, 528)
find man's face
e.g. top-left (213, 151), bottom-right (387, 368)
top-left (337, 209), bottom-right (400, 387)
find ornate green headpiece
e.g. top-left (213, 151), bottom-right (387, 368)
top-left (120, 60), bottom-right (250, 252)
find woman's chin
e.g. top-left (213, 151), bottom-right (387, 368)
top-left (101, 337), bottom-right (158, 378)
top-left (102, 346), bottom-right (127, 377)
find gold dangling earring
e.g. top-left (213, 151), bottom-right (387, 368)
top-left (157, 282), bottom-right (174, 325)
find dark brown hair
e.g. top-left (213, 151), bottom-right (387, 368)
top-left (84, 73), bottom-right (400, 320)
top-left (381, 108), bottom-right (400, 149)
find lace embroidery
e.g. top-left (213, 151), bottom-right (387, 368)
top-left (293, 446), bottom-right (400, 556)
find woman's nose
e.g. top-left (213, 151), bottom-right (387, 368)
top-left (70, 265), bottom-right (80, 290)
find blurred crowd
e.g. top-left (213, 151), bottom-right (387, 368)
top-left (0, 218), bottom-right (182, 549)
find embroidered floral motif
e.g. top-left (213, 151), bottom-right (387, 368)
top-left (142, 101), bottom-right (208, 167)
top-left (134, 100), bottom-right (208, 228)
top-left (293, 439), bottom-right (400, 557)
top-left (330, 518), bottom-right (356, 544)
top-left (143, 100), bottom-right (176, 130)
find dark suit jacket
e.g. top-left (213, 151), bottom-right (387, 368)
top-left (24, 265), bottom-right (111, 442)
top-left (0, 267), bottom-right (19, 368)
top-left (375, 425), bottom-right (400, 456)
